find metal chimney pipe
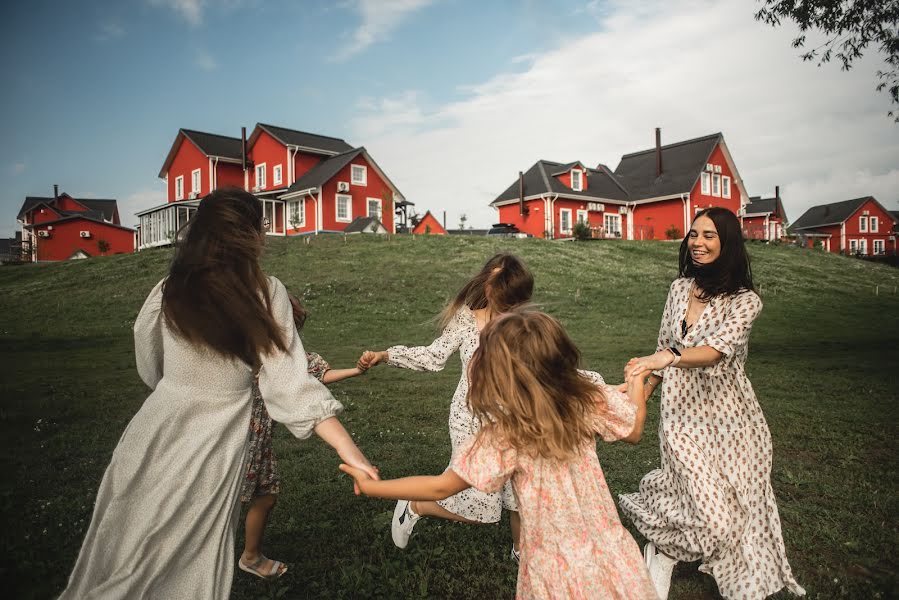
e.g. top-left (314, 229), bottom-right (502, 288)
top-left (655, 128), bottom-right (662, 177)
top-left (443, 211), bottom-right (447, 230)
top-left (519, 171), bottom-right (525, 216)
top-left (53, 184), bottom-right (59, 201)
top-left (775, 185), bottom-right (780, 199)
top-left (241, 127), bottom-right (247, 172)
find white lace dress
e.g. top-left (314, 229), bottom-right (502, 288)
top-left (388, 306), bottom-right (518, 522)
top-left (619, 277), bottom-right (804, 600)
top-left (59, 276), bottom-right (342, 600)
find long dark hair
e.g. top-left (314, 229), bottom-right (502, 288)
top-left (162, 187), bottom-right (287, 365)
top-left (438, 253), bottom-right (534, 327)
top-left (678, 207), bottom-right (754, 300)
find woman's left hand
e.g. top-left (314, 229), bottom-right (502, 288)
top-left (626, 351), bottom-right (673, 378)
top-left (339, 463), bottom-right (377, 496)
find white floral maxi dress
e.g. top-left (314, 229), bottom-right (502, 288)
top-left (387, 306), bottom-right (518, 522)
top-left (618, 278), bottom-right (805, 600)
top-left (59, 277), bottom-right (343, 600)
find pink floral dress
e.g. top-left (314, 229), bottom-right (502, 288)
top-left (451, 376), bottom-right (657, 600)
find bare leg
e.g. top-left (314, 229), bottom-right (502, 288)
top-left (241, 494), bottom-right (284, 574)
top-left (410, 500), bottom-right (479, 524)
top-left (509, 510), bottom-right (521, 551)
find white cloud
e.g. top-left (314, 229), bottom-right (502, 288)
top-left (335, 0), bottom-right (437, 61)
top-left (10, 163), bottom-right (26, 176)
top-left (149, 0), bottom-right (206, 26)
top-left (95, 20), bottom-right (126, 42)
top-left (118, 188), bottom-right (167, 229)
top-left (350, 0), bottom-right (899, 228)
top-left (195, 50), bottom-right (218, 71)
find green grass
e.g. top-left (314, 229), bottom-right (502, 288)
top-left (1, 235), bottom-right (897, 599)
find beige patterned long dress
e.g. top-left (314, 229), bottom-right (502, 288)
top-left (59, 276), bottom-right (342, 600)
top-left (619, 278), bottom-right (804, 600)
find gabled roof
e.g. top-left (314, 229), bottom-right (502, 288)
top-left (343, 216), bottom-right (387, 234)
top-left (252, 123), bottom-right (354, 156)
top-left (492, 160), bottom-right (630, 205)
top-left (613, 133), bottom-right (721, 200)
top-left (158, 128), bottom-right (243, 178)
top-left (890, 210), bottom-right (899, 229)
top-left (792, 196), bottom-right (878, 230)
top-left (744, 195), bottom-right (786, 219)
top-left (24, 212), bottom-right (135, 232)
top-left (411, 210), bottom-right (447, 234)
top-left (281, 147), bottom-right (406, 202)
top-left (17, 194), bottom-right (119, 222)
top-left (549, 161), bottom-right (587, 176)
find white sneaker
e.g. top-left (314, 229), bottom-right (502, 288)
top-left (510, 546), bottom-right (521, 564)
top-left (391, 500), bottom-right (421, 549)
top-left (645, 543), bottom-right (677, 600)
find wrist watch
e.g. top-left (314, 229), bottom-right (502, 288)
top-left (667, 347), bottom-right (682, 366)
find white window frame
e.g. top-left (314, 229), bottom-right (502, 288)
top-left (722, 175), bottom-right (731, 199)
top-left (870, 216), bottom-right (878, 232)
top-left (701, 172), bottom-right (711, 195)
top-left (191, 169), bottom-right (201, 194)
top-left (711, 173), bottom-right (721, 197)
top-left (559, 208), bottom-right (572, 234)
top-left (273, 164), bottom-right (283, 186)
top-left (859, 216), bottom-right (867, 232)
top-left (351, 164), bottom-right (367, 186)
top-left (604, 213), bottom-right (621, 235)
top-left (366, 197), bottom-right (382, 219)
top-left (859, 239), bottom-right (868, 255)
top-left (576, 209), bottom-right (588, 224)
top-left (849, 239), bottom-right (858, 254)
top-left (336, 194), bottom-right (352, 222)
top-left (255, 163), bottom-right (267, 190)
top-left (175, 176), bottom-right (184, 201)
top-left (571, 169), bottom-right (583, 191)
top-left (873, 239), bottom-right (884, 254)
top-left (288, 199), bottom-right (305, 229)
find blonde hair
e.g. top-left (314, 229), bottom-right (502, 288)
top-left (437, 253), bottom-right (534, 328)
top-left (467, 310), bottom-right (605, 461)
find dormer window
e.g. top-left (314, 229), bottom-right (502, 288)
top-left (351, 164), bottom-right (367, 186)
top-left (571, 169), bottom-right (583, 191)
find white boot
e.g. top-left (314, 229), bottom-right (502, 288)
top-left (645, 542), bottom-right (677, 600)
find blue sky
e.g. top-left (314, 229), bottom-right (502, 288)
top-left (2, 0), bottom-right (898, 237)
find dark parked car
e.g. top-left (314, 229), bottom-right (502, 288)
top-left (486, 223), bottom-right (531, 238)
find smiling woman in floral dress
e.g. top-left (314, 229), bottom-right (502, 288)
top-left (620, 207), bottom-right (805, 600)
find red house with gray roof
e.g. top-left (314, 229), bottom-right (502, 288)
top-left (790, 196), bottom-right (897, 255)
top-left (491, 130), bottom-right (747, 240)
top-left (741, 187), bottom-right (788, 241)
top-left (16, 189), bottom-right (134, 261)
top-left (141, 123), bottom-right (411, 249)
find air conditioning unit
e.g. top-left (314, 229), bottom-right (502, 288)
top-left (714, 165), bottom-right (722, 173)
top-left (38, 230), bottom-right (50, 238)
top-left (618, 206), bottom-right (628, 214)
top-left (705, 163), bottom-right (714, 172)
top-left (337, 182), bottom-right (350, 192)
top-left (587, 202), bottom-right (605, 212)
top-left (863, 210), bottom-right (870, 215)
top-left (79, 231), bottom-right (91, 238)
top-left (189, 191), bottom-right (200, 199)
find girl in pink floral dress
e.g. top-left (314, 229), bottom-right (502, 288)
top-left (342, 310), bottom-right (658, 600)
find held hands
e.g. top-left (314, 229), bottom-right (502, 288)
top-left (339, 463), bottom-right (377, 496)
top-left (357, 350), bottom-right (388, 371)
top-left (625, 350), bottom-right (675, 379)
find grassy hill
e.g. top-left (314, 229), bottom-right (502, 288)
top-left (1, 235), bottom-right (897, 599)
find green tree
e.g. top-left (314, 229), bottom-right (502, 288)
top-left (665, 225), bottom-right (682, 240)
top-left (572, 221), bottom-right (592, 241)
top-left (97, 239), bottom-right (110, 254)
top-left (756, 0), bottom-right (899, 119)
top-left (458, 213), bottom-right (468, 230)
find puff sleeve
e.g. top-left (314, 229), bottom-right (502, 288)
top-left (134, 279), bottom-right (166, 391)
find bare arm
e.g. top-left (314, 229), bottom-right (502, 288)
top-left (626, 345), bottom-right (723, 378)
top-left (339, 465), bottom-right (470, 501)
top-left (321, 367), bottom-right (365, 384)
top-left (315, 417), bottom-right (378, 486)
top-left (620, 370), bottom-right (648, 444)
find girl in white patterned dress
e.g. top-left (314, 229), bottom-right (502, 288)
top-left (342, 310), bottom-right (658, 600)
top-left (622, 208), bottom-right (804, 600)
top-left (359, 253), bottom-right (533, 558)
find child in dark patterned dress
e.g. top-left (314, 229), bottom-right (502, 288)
top-left (238, 294), bottom-right (369, 579)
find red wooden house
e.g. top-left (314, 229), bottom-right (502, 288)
top-left (741, 187), bottom-right (788, 241)
top-left (16, 189), bottom-right (135, 261)
top-left (491, 130), bottom-right (748, 240)
top-left (142, 123), bottom-right (410, 249)
top-left (791, 196), bottom-right (897, 255)
top-left (411, 211), bottom-right (448, 235)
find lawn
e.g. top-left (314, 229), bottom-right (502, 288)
top-left (0, 235), bottom-right (897, 599)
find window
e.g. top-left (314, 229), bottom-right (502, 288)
top-left (367, 198), bottom-right (382, 219)
top-left (849, 239), bottom-right (858, 254)
top-left (711, 173), bottom-right (721, 197)
top-left (288, 199), bottom-right (305, 228)
top-left (870, 216), bottom-right (878, 232)
top-left (175, 176), bottom-right (184, 201)
top-left (351, 164), bottom-right (367, 186)
top-left (559, 208), bottom-right (572, 234)
top-left (873, 239), bottom-right (885, 254)
top-left (859, 239), bottom-right (868, 255)
top-left (571, 169), bottom-right (583, 191)
top-left (336, 194), bottom-right (352, 222)
top-left (273, 164), bottom-right (283, 186)
top-left (604, 213), bottom-right (621, 236)
top-left (255, 163), bottom-right (267, 190)
top-left (576, 209), bottom-right (588, 224)
top-left (859, 216), bottom-right (867, 232)
top-left (191, 169), bottom-right (201, 194)
top-left (722, 176), bottom-right (731, 199)
top-left (701, 172), bottom-right (711, 195)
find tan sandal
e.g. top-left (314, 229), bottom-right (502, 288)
top-left (238, 555), bottom-right (287, 579)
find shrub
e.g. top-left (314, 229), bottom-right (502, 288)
top-left (665, 225), bottom-right (681, 240)
top-left (572, 221), bottom-right (592, 241)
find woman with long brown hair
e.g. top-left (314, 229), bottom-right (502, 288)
top-left (620, 207), bottom-right (804, 599)
top-left (59, 188), bottom-right (377, 599)
top-left (359, 253), bottom-right (533, 559)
